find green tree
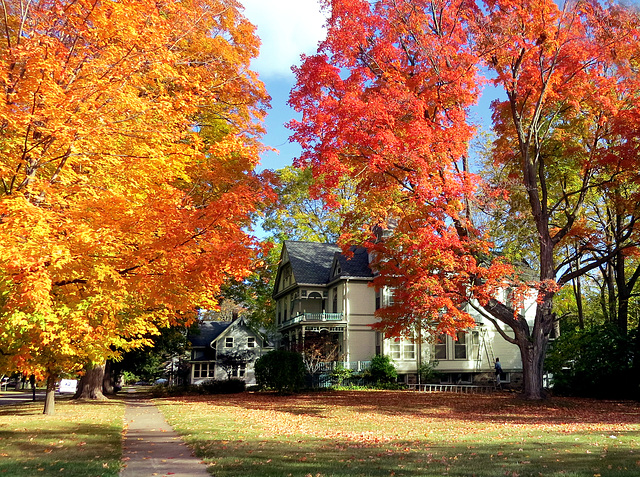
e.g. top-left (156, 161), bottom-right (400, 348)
top-left (262, 166), bottom-right (354, 243)
top-left (545, 324), bottom-right (636, 398)
top-left (254, 349), bottom-right (305, 393)
top-left (218, 245), bottom-right (279, 331)
top-left (113, 327), bottom-right (190, 387)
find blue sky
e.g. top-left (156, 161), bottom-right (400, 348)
top-left (241, 0), bottom-right (328, 172)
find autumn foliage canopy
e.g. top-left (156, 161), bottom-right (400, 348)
top-left (289, 0), bottom-right (640, 398)
top-left (0, 0), bottom-right (270, 379)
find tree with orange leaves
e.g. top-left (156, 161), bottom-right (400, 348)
top-left (0, 0), bottom-right (271, 414)
top-left (289, 0), bottom-right (640, 399)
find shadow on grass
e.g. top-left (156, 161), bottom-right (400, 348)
top-left (0, 399), bottom-right (123, 477)
top-left (183, 432), bottom-right (640, 477)
top-left (158, 392), bottom-right (640, 476)
top-left (0, 395), bottom-right (122, 416)
top-left (163, 391), bottom-right (640, 427)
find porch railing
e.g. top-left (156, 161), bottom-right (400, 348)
top-left (316, 361), bottom-right (372, 373)
top-left (282, 312), bottom-right (344, 326)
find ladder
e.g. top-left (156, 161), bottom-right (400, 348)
top-left (476, 328), bottom-right (495, 372)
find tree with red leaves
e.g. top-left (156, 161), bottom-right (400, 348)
top-left (289, 0), bottom-right (640, 399)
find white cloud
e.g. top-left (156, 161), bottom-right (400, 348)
top-left (241, 0), bottom-right (328, 78)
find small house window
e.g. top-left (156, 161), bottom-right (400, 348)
top-left (247, 337), bottom-right (256, 348)
top-left (403, 342), bottom-right (416, 360)
top-left (385, 288), bottom-right (395, 307)
top-left (232, 364), bottom-right (246, 378)
top-left (225, 337), bottom-right (234, 348)
top-left (193, 363), bottom-right (215, 379)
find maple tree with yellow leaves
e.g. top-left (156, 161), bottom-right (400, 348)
top-left (0, 0), bottom-right (271, 414)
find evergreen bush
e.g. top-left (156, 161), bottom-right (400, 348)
top-left (255, 349), bottom-right (306, 393)
top-left (365, 355), bottom-right (397, 385)
top-left (200, 378), bottom-right (246, 394)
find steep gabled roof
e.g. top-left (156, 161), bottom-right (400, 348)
top-left (284, 241), bottom-right (342, 285)
top-left (279, 241), bottom-right (374, 292)
top-left (331, 246), bottom-right (374, 280)
top-left (187, 321), bottom-right (232, 348)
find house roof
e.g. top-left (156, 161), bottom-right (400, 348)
top-left (332, 246), bottom-right (374, 280)
top-left (188, 319), bottom-right (273, 348)
top-left (284, 241), bottom-right (342, 285)
top-left (187, 321), bottom-right (232, 348)
top-left (283, 241), bottom-right (373, 287)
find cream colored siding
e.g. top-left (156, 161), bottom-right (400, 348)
top-left (344, 281), bottom-right (378, 362)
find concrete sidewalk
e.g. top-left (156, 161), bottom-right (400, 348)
top-left (119, 398), bottom-right (210, 477)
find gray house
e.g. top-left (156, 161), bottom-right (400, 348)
top-left (188, 318), bottom-right (271, 385)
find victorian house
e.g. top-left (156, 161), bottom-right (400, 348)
top-left (273, 240), bottom-right (536, 386)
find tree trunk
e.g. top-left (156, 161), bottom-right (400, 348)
top-left (102, 361), bottom-right (114, 395)
top-left (520, 236), bottom-right (556, 400)
top-left (74, 364), bottom-right (108, 400)
top-left (633, 323), bottom-right (640, 400)
top-left (30, 375), bottom-right (36, 402)
top-left (606, 261), bottom-right (617, 324)
top-left (518, 328), bottom-right (550, 400)
top-left (43, 374), bottom-right (57, 415)
top-left (571, 253), bottom-right (584, 330)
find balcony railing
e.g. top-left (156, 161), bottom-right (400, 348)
top-left (281, 312), bottom-right (344, 327)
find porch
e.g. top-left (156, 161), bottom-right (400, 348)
top-left (279, 312), bottom-right (345, 330)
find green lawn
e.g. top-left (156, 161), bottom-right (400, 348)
top-left (158, 390), bottom-right (640, 477)
top-left (0, 395), bottom-right (124, 477)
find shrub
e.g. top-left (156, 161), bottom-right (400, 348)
top-left (121, 371), bottom-right (139, 385)
top-left (200, 378), bottom-right (246, 394)
top-left (330, 363), bottom-right (352, 386)
top-left (372, 381), bottom-right (406, 390)
top-left (545, 324), bottom-right (636, 398)
top-left (418, 361), bottom-right (441, 384)
top-left (150, 384), bottom-right (200, 397)
top-left (255, 349), bottom-right (306, 393)
top-left (365, 355), bottom-right (397, 385)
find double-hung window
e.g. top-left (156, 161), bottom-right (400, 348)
top-left (433, 332), bottom-right (469, 360)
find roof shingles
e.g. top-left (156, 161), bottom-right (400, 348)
top-left (284, 241), bottom-right (373, 286)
